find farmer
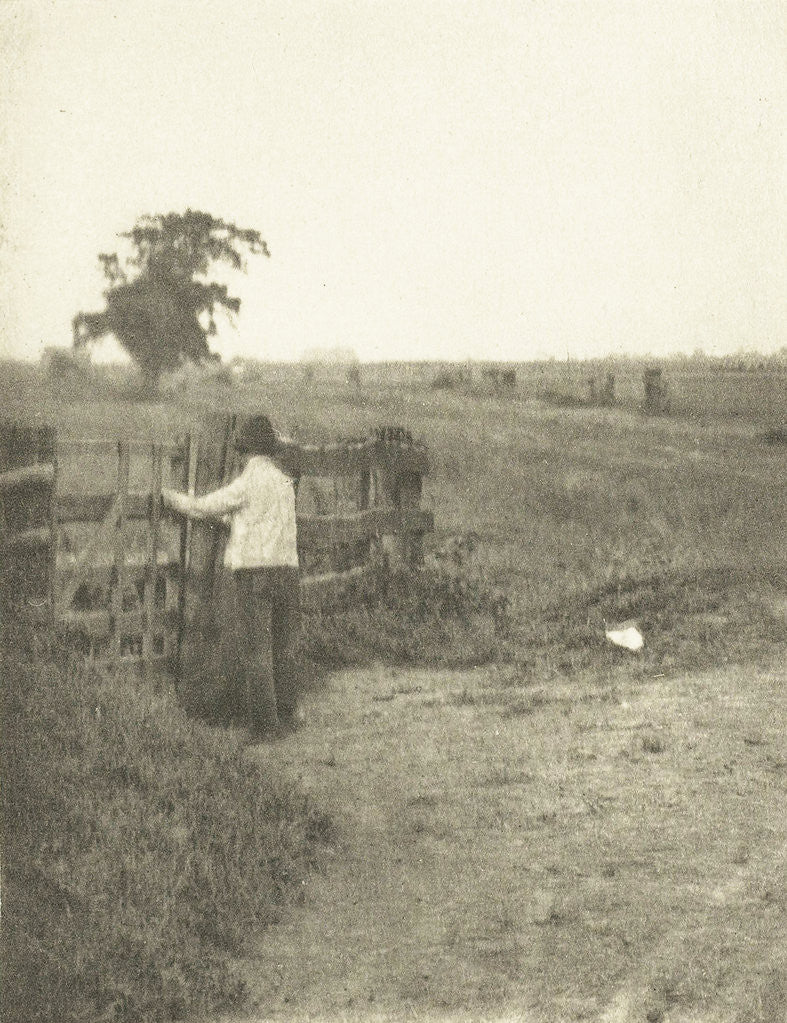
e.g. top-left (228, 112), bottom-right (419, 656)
top-left (162, 414), bottom-right (300, 740)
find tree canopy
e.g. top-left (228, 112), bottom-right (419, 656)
top-left (73, 210), bottom-right (268, 390)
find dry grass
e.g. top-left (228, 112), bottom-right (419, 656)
top-left (235, 655), bottom-right (786, 1023)
top-left (0, 622), bottom-right (333, 1023)
top-left (2, 357), bottom-right (786, 1021)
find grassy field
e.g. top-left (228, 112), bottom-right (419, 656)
top-left (0, 621), bottom-right (334, 1023)
top-left (1, 356), bottom-right (786, 1021)
top-left (8, 354), bottom-right (783, 675)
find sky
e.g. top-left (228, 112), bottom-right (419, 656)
top-left (0, 0), bottom-right (784, 364)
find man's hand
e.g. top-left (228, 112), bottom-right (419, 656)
top-left (160, 489), bottom-right (182, 517)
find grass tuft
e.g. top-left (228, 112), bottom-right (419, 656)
top-left (300, 550), bottom-right (512, 668)
top-left (0, 619), bottom-right (332, 1023)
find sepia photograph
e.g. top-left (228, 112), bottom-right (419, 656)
top-left (1, 2), bottom-right (785, 1021)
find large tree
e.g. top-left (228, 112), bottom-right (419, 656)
top-left (73, 210), bottom-right (268, 391)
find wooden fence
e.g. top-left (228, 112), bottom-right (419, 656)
top-left (0, 418), bottom-right (433, 675)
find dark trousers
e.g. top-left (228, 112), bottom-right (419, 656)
top-left (233, 567), bottom-right (300, 732)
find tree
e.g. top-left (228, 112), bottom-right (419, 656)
top-left (73, 210), bottom-right (268, 392)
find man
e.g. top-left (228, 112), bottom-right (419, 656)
top-left (162, 414), bottom-right (300, 739)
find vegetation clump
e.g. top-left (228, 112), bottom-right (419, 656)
top-left (1, 621), bottom-right (332, 1023)
top-left (301, 538), bottom-right (512, 668)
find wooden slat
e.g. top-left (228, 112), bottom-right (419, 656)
top-left (91, 651), bottom-right (174, 670)
top-left (143, 445), bottom-right (163, 665)
top-left (176, 432), bottom-right (198, 675)
top-left (111, 442), bottom-right (130, 661)
top-left (177, 413), bottom-right (236, 695)
top-left (210, 415), bottom-right (236, 604)
top-left (0, 462), bottom-right (55, 494)
top-left (278, 440), bottom-right (430, 478)
top-left (3, 526), bottom-right (51, 552)
top-left (372, 446), bottom-right (430, 476)
top-left (58, 437), bottom-right (183, 459)
top-left (57, 492), bottom-right (153, 523)
top-left (57, 550), bottom-right (175, 571)
top-left (57, 606), bottom-right (179, 638)
top-left (56, 496), bottom-right (120, 610)
top-left (296, 507), bottom-right (433, 549)
top-left (42, 426), bottom-right (58, 622)
top-left (294, 442), bottom-right (372, 477)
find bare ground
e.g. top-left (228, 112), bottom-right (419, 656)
top-left (222, 652), bottom-right (787, 1023)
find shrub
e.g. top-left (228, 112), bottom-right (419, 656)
top-left (0, 621), bottom-right (332, 1023)
top-left (300, 543), bottom-right (512, 668)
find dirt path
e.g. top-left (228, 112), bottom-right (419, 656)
top-left (223, 656), bottom-right (787, 1023)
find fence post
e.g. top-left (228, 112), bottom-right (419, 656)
top-left (142, 443), bottom-right (163, 668)
top-left (0, 423), bottom-right (56, 611)
top-left (177, 414), bottom-right (237, 709)
top-left (211, 415), bottom-right (237, 604)
top-left (375, 427), bottom-right (425, 569)
top-left (400, 470), bottom-right (424, 568)
top-left (41, 425), bottom-right (58, 625)
top-left (643, 367), bottom-right (668, 414)
top-left (175, 432), bottom-right (198, 683)
top-left (111, 441), bottom-right (130, 662)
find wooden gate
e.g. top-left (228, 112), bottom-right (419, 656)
top-left (0, 423), bottom-right (57, 617)
top-left (1, 422), bottom-right (186, 667)
top-left (1, 418), bottom-right (433, 676)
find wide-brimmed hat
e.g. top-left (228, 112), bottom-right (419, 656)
top-left (235, 414), bottom-right (277, 455)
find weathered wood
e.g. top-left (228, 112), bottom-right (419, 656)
top-left (57, 492), bottom-right (155, 524)
top-left (91, 651), bottom-right (173, 669)
top-left (110, 442), bottom-right (130, 661)
top-left (57, 606), bottom-right (179, 638)
top-left (58, 437), bottom-right (183, 459)
top-left (42, 426), bottom-right (58, 622)
top-left (296, 508), bottom-right (433, 548)
top-left (277, 439), bottom-right (429, 478)
top-left (0, 462), bottom-right (56, 494)
top-left (56, 496), bottom-right (121, 610)
top-left (175, 433), bottom-right (198, 680)
top-left (3, 526), bottom-right (51, 552)
top-left (58, 550), bottom-right (175, 571)
top-left (0, 427), bottom-right (57, 607)
top-left (143, 444), bottom-right (163, 665)
top-left (211, 416), bottom-right (237, 602)
top-left (7, 426), bottom-right (37, 470)
top-left (398, 471), bottom-right (425, 567)
top-left (177, 413), bottom-right (237, 700)
top-left (5, 417), bottom-right (432, 671)
top-left (372, 431), bottom-right (429, 566)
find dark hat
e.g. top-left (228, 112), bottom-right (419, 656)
top-left (235, 414), bottom-right (277, 455)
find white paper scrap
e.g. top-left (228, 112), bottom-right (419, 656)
top-left (605, 623), bottom-right (644, 652)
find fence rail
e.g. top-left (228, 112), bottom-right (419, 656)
top-left (0, 462), bottom-right (56, 494)
top-left (1, 419), bottom-right (433, 673)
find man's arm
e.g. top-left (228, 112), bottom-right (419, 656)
top-left (162, 472), bottom-right (246, 522)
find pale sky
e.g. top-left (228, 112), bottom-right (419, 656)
top-left (0, 0), bottom-right (784, 364)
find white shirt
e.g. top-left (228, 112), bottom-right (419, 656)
top-left (165, 456), bottom-right (298, 569)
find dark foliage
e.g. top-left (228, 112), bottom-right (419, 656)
top-left (73, 210), bottom-right (268, 390)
